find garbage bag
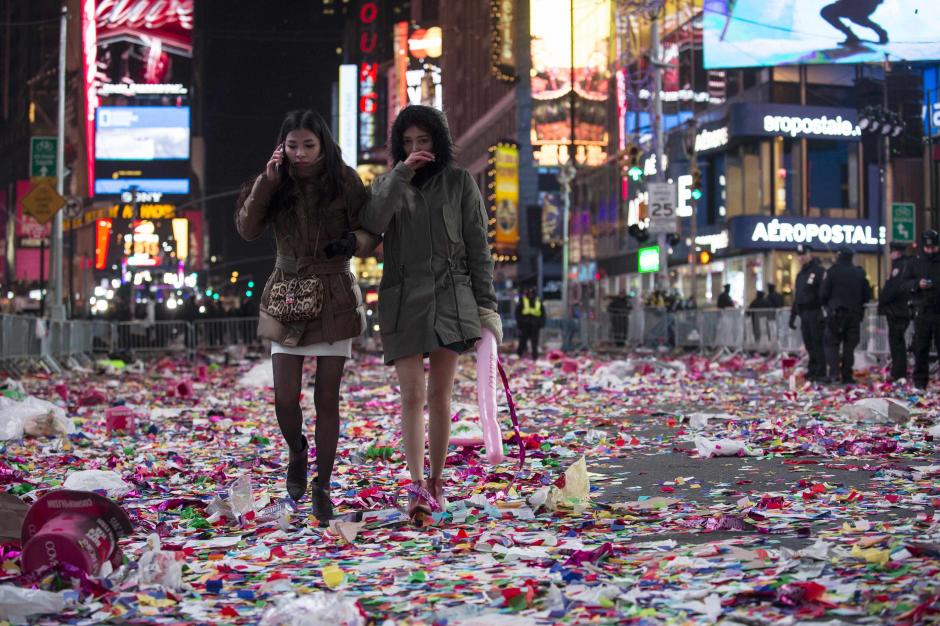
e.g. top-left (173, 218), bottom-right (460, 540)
top-left (840, 398), bottom-right (911, 424)
top-left (258, 592), bottom-right (366, 626)
top-left (0, 585), bottom-right (68, 622)
top-left (62, 469), bottom-right (133, 498)
top-left (137, 534), bottom-right (184, 590)
top-left (0, 395), bottom-right (74, 440)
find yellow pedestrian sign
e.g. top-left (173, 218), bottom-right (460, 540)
top-left (21, 182), bottom-right (66, 225)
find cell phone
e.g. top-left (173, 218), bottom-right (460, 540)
top-left (275, 143), bottom-right (285, 177)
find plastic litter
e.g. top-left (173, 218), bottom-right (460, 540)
top-left (840, 397), bottom-right (911, 423)
top-left (137, 534), bottom-right (184, 590)
top-left (694, 435), bottom-right (758, 458)
top-left (0, 585), bottom-right (68, 622)
top-left (0, 395), bottom-right (74, 440)
top-left (258, 592), bottom-right (365, 626)
top-left (62, 469), bottom-right (133, 498)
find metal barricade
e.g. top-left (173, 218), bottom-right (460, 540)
top-left (640, 308), bottom-right (671, 348)
top-left (115, 321), bottom-right (193, 358)
top-left (193, 317), bottom-right (261, 352)
top-left (90, 320), bottom-right (115, 355)
top-left (673, 309), bottom-right (702, 350)
top-left (0, 314), bottom-right (41, 373)
top-left (743, 308), bottom-right (778, 353)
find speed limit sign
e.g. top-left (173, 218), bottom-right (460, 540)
top-left (647, 182), bottom-right (677, 234)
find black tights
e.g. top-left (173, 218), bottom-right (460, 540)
top-left (272, 354), bottom-right (346, 489)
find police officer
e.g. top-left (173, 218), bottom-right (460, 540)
top-left (902, 230), bottom-right (940, 390)
top-left (820, 246), bottom-right (871, 385)
top-left (878, 242), bottom-right (911, 382)
top-left (789, 244), bottom-right (827, 381)
top-left (516, 287), bottom-right (546, 359)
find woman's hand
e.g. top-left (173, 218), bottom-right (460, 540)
top-left (403, 150), bottom-right (435, 171)
top-left (265, 144), bottom-right (285, 183)
top-left (478, 307), bottom-right (503, 344)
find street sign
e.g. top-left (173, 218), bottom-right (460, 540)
top-left (21, 182), bottom-right (66, 225)
top-left (647, 182), bottom-right (678, 234)
top-left (891, 202), bottom-right (915, 243)
top-left (29, 136), bottom-right (57, 180)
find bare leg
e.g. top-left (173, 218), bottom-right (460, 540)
top-left (426, 348), bottom-right (459, 480)
top-left (394, 354), bottom-right (427, 483)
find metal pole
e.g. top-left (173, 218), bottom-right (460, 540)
top-left (48, 5), bottom-right (67, 320)
top-left (559, 0), bottom-right (576, 318)
top-left (882, 59), bottom-right (891, 281)
top-left (651, 7), bottom-right (667, 289)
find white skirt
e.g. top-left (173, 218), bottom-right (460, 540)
top-left (270, 338), bottom-right (352, 358)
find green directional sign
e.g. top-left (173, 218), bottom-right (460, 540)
top-left (30, 136), bottom-right (57, 180)
top-left (891, 202), bottom-right (915, 243)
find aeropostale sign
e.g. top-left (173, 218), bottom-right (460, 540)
top-left (730, 216), bottom-right (886, 253)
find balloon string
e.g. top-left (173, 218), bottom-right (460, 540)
top-left (495, 359), bottom-right (525, 469)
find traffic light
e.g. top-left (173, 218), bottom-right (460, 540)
top-left (698, 250), bottom-right (711, 265)
top-left (691, 170), bottom-right (703, 201)
top-left (627, 145), bottom-right (643, 182)
top-left (628, 224), bottom-right (650, 242)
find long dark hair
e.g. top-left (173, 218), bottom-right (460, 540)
top-left (237, 109), bottom-right (346, 231)
top-left (274, 109), bottom-right (345, 200)
top-left (389, 105), bottom-right (454, 169)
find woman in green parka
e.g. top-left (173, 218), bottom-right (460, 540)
top-left (360, 105), bottom-right (502, 525)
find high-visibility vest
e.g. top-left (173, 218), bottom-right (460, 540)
top-left (521, 296), bottom-right (541, 317)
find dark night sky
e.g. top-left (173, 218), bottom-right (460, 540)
top-left (196, 0), bottom-right (347, 284)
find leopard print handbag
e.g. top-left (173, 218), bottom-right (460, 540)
top-left (266, 215), bottom-right (324, 324)
top-left (266, 275), bottom-right (324, 323)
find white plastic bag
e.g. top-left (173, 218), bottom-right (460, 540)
top-left (840, 398), bottom-right (910, 424)
top-left (0, 585), bottom-right (67, 622)
top-left (62, 469), bottom-right (132, 497)
top-left (0, 396), bottom-right (74, 440)
top-left (137, 534), bottom-right (184, 590)
top-left (694, 435), bottom-right (755, 458)
top-left (258, 593), bottom-right (365, 626)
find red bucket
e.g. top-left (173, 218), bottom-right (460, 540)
top-left (105, 406), bottom-right (135, 435)
top-left (20, 490), bottom-right (133, 576)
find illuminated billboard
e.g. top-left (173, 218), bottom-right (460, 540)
top-left (82, 0), bottom-right (194, 197)
top-left (493, 143), bottom-right (520, 254)
top-left (96, 106), bottom-right (190, 160)
top-left (703, 0), bottom-right (940, 69)
top-left (530, 0), bottom-right (610, 166)
top-left (407, 26), bottom-right (443, 110)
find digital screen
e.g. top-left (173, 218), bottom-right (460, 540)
top-left (530, 0), bottom-right (609, 145)
top-left (703, 0), bottom-right (940, 68)
top-left (95, 106), bottom-right (190, 160)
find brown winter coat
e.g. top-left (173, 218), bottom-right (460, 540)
top-left (360, 162), bottom-right (496, 364)
top-left (234, 161), bottom-right (379, 347)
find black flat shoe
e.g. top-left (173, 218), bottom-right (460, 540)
top-left (286, 436), bottom-right (308, 501)
top-left (312, 485), bottom-right (333, 527)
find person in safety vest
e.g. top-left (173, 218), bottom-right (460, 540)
top-left (516, 287), bottom-right (546, 359)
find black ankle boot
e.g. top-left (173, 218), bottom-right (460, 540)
top-left (311, 484), bottom-right (333, 527)
top-left (286, 436), bottom-right (308, 501)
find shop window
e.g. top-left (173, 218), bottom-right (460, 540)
top-left (724, 144), bottom-right (763, 219)
top-left (772, 138), bottom-right (801, 215)
top-left (806, 140), bottom-right (859, 218)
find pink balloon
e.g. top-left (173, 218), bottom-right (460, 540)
top-left (475, 328), bottom-right (505, 464)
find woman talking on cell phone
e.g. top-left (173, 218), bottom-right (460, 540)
top-left (235, 109), bottom-right (378, 526)
top-left (360, 105), bottom-right (501, 526)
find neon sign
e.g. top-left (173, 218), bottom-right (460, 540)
top-left (358, 1), bottom-right (380, 159)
